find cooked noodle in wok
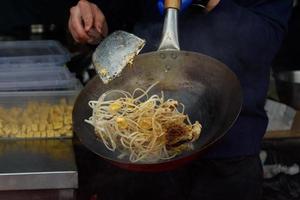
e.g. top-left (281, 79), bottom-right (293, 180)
top-left (85, 82), bottom-right (202, 163)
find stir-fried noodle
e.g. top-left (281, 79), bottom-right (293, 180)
top-left (85, 82), bottom-right (201, 163)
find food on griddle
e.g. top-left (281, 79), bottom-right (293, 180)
top-left (0, 99), bottom-right (73, 138)
top-left (85, 82), bottom-right (202, 163)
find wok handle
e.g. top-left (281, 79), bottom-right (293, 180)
top-left (158, 0), bottom-right (180, 51)
top-left (164, 0), bottom-right (181, 9)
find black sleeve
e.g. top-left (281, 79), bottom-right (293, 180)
top-left (205, 0), bottom-right (293, 65)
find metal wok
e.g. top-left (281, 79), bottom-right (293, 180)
top-left (72, 0), bottom-right (243, 171)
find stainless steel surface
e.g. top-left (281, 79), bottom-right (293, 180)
top-left (158, 8), bottom-right (180, 51)
top-left (0, 139), bottom-right (78, 191)
top-left (0, 189), bottom-right (75, 200)
top-left (275, 70), bottom-right (300, 110)
top-left (73, 50), bottom-right (243, 167)
top-left (91, 31), bottom-right (145, 84)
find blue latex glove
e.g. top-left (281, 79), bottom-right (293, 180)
top-left (157, 0), bottom-right (193, 15)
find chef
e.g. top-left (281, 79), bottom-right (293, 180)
top-left (69, 0), bottom-right (293, 199)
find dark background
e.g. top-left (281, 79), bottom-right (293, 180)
top-left (0, 0), bottom-right (299, 72)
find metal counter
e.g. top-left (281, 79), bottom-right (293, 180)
top-left (0, 139), bottom-right (78, 191)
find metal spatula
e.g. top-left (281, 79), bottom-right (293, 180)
top-left (91, 31), bottom-right (145, 84)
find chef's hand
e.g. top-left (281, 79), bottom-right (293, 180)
top-left (157, 0), bottom-right (220, 14)
top-left (68, 0), bottom-right (108, 44)
top-left (205, 0), bottom-right (220, 12)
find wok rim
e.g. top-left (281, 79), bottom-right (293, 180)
top-left (73, 50), bottom-right (243, 166)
